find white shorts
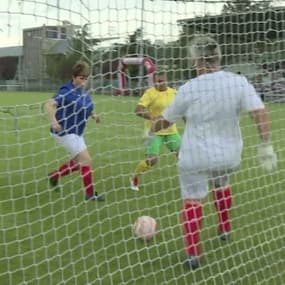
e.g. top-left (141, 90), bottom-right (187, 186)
top-left (51, 133), bottom-right (87, 158)
top-left (178, 168), bottom-right (235, 200)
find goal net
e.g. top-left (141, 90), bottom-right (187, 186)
top-left (0, 0), bottom-right (284, 284)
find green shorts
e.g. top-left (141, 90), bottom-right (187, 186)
top-left (145, 134), bottom-right (181, 156)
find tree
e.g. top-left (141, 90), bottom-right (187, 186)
top-left (46, 24), bottom-right (100, 82)
top-left (222, 0), bottom-right (272, 13)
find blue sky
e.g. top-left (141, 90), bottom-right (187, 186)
top-left (0, 0), bottom-right (224, 48)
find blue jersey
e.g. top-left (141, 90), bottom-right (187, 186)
top-left (51, 81), bottom-right (94, 136)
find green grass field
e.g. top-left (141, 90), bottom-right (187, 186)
top-left (0, 91), bottom-right (284, 285)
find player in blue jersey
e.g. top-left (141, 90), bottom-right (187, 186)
top-left (44, 60), bottom-right (104, 202)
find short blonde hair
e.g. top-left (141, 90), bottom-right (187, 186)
top-left (190, 35), bottom-right (222, 65)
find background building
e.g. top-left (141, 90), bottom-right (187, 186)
top-left (0, 21), bottom-right (78, 90)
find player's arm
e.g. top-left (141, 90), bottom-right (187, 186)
top-left (241, 77), bottom-right (271, 142)
top-left (240, 78), bottom-right (276, 171)
top-left (250, 108), bottom-right (270, 142)
top-left (250, 107), bottom-right (277, 172)
top-left (152, 116), bottom-right (172, 132)
top-left (135, 104), bottom-right (153, 120)
top-left (44, 98), bottom-right (62, 132)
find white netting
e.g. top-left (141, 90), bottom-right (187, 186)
top-left (0, 1), bottom-right (285, 284)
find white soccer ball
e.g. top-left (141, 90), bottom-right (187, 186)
top-left (133, 216), bottom-right (157, 241)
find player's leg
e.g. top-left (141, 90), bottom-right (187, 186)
top-left (211, 172), bottom-right (232, 240)
top-left (179, 170), bottom-right (208, 270)
top-left (75, 148), bottom-right (104, 202)
top-left (130, 135), bottom-right (162, 191)
top-left (48, 160), bottom-right (79, 186)
top-left (50, 134), bottom-right (104, 201)
top-left (164, 133), bottom-right (181, 158)
top-left (48, 134), bottom-right (81, 187)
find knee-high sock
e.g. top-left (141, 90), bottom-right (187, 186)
top-left (213, 187), bottom-right (232, 233)
top-left (181, 201), bottom-right (203, 256)
top-left (50, 160), bottom-right (79, 180)
top-left (80, 165), bottom-right (94, 197)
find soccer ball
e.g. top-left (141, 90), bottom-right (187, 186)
top-left (133, 216), bottom-right (157, 241)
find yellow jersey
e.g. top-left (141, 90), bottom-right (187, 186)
top-left (138, 86), bottom-right (178, 135)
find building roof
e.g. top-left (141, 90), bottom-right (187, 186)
top-left (0, 46), bottom-right (23, 57)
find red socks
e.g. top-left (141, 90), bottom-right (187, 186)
top-left (180, 188), bottom-right (232, 258)
top-left (80, 165), bottom-right (94, 197)
top-left (181, 201), bottom-right (203, 256)
top-left (49, 160), bottom-right (79, 180)
top-left (213, 187), bottom-right (232, 233)
top-left (133, 176), bottom-right (139, 186)
top-left (50, 161), bottom-right (94, 197)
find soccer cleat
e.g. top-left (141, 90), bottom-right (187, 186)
top-left (48, 173), bottom-right (58, 188)
top-left (188, 256), bottom-right (200, 270)
top-left (85, 193), bottom-right (105, 202)
top-left (129, 177), bottom-right (139, 191)
top-left (219, 231), bottom-right (230, 241)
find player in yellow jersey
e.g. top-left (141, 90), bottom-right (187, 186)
top-left (130, 72), bottom-right (181, 191)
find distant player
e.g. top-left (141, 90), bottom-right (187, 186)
top-left (129, 72), bottom-right (181, 191)
top-left (44, 60), bottom-right (104, 202)
top-left (153, 36), bottom-right (277, 269)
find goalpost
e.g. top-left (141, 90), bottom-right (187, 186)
top-left (115, 56), bottom-right (156, 95)
top-left (0, 1), bottom-right (284, 285)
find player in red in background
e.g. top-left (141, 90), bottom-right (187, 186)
top-left (129, 72), bottom-right (181, 191)
top-left (153, 36), bottom-right (277, 269)
top-left (44, 60), bottom-right (104, 202)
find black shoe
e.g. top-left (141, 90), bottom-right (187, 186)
top-left (188, 256), bottom-right (200, 270)
top-left (85, 193), bottom-right (105, 202)
top-left (219, 231), bottom-right (230, 241)
top-left (48, 174), bottom-right (58, 187)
